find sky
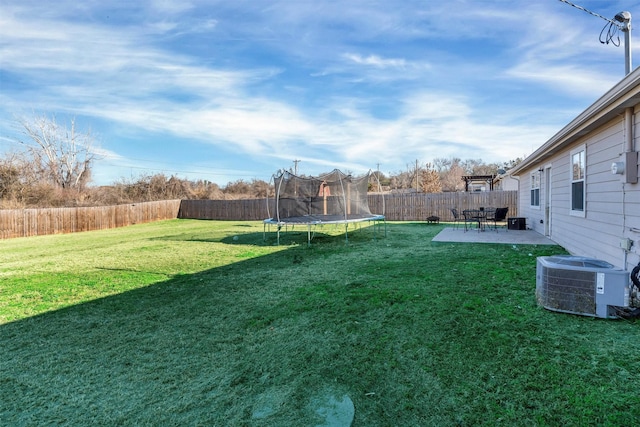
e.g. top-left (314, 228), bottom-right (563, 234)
top-left (1, 0), bottom-right (639, 186)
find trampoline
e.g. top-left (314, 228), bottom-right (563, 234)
top-left (263, 169), bottom-right (385, 245)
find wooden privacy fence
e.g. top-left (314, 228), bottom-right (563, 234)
top-left (177, 191), bottom-right (518, 222)
top-left (0, 192), bottom-right (517, 239)
top-left (0, 200), bottom-right (181, 239)
top-left (369, 191), bottom-right (518, 221)
top-left (178, 198), bottom-right (274, 221)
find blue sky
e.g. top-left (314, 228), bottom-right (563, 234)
top-left (1, 0), bottom-right (638, 186)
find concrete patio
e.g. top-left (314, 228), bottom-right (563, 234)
top-left (432, 226), bottom-right (559, 245)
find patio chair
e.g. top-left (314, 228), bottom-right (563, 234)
top-left (483, 207), bottom-right (496, 229)
top-left (487, 207), bottom-right (509, 231)
top-left (450, 208), bottom-right (462, 229)
top-left (462, 209), bottom-right (481, 232)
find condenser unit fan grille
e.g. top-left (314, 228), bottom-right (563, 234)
top-left (538, 267), bottom-right (596, 315)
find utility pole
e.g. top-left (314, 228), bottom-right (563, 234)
top-left (615, 11), bottom-right (632, 75)
top-left (558, 1), bottom-right (632, 75)
top-left (293, 159), bottom-right (301, 175)
top-left (415, 159), bottom-right (419, 193)
top-left (407, 163), bottom-right (410, 190)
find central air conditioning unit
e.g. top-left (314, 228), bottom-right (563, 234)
top-left (536, 255), bottom-right (630, 318)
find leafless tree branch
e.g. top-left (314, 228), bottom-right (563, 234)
top-left (17, 113), bottom-right (97, 190)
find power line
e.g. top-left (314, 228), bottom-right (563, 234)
top-left (558, 0), bottom-right (632, 73)
top-left (102, 162), bottom-right (256, 176)
top-left (99, 162), bottom-right (270, 183)
top-left (558, 0), bottom-right (618, 25)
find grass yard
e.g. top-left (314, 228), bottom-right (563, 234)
top-left (1, 219), bottom-right (639, 426)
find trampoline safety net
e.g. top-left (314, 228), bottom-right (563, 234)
top-left (267, 169), bottom-right (380, 224)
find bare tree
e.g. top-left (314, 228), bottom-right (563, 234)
top-left (439, 158), bottom-right (465, 192)
top-left (432, 157), bottom-right (452, 173)
top-left (224, 179), bottom-right (252, 196)
top-left (0, 152), bottom-right (25, 204)
top-left (250, 178), bottom-right (272, 198)
top-left (388, 168), bottom-right (414, 191)
top-left (190, 179), bottom-right (223, 199)
top-left (419, 162), bottom-right (442, 193)
top-left (502, 157), bottom-right (523, 170)
top-left (461, 158), bottom-right (500, 176)
top-left (17, 113), bottom-right (97, 190)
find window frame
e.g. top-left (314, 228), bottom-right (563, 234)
top-left (570, 145), bottom-right (586, 217)
top-left (530, 172), bottom-right (540, 208)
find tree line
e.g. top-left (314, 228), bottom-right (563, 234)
top-left (0, 114), bottom-right (521, 208)
top-left (372, 157), bottom-right (519, 194)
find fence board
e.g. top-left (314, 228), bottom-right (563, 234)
top-left (367, 191), bottom-right (517, 221)
top-left (177, 191), bottom-right (517, 223)
top-left (0, 192), bottom-right (517, 239)
top-left (0, 200), bottom-right (181, 239)
top-left (177, 199), bottom-right (273, 221)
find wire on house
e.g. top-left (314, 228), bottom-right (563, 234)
top-left (558, 0), bottom-right (623, 46)
top-left (558, 0), bottom-right (616, 24)
top-left (600, 21), bottom-right (621, 46)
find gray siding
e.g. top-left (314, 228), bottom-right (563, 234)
top-left (518, 111), bottom-right (640, 270)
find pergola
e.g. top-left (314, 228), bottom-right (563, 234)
top-left (461, 175), bottom-right (496, 192)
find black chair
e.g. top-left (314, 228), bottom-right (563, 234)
top-left (450, 208), bottom-right (462, 229)
top-left (487, 207), bottom-right (509, 231)
top-left (462, 209), bottom-right (481, 232)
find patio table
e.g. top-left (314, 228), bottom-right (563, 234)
top-left (463, 208), bottom-right (497, 232)
top-left (463, 209), bottom-right (487, 231)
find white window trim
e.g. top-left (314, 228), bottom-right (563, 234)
top-left (569, 145), bottom-right (586, 218)
top-left (530, 171), bottom-right (541, 210)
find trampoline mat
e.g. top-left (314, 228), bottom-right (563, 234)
top-left (264, 214), bottom-right (384, 225)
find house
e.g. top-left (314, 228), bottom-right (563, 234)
top-left (493, 170), bottom-right (519, 191)
top-left (509, 67), bottom-right (640, 272)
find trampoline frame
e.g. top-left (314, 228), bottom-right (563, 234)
top-left (264, 169), bottom-right (385, 245)
top-left (263, 214), bottom-right (386, 246)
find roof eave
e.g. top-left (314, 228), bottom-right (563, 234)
top-left (510, 67), bottom-right (640, 176)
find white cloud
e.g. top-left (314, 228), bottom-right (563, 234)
top-left (505, 62), bottom-right (618, 98)
top-left (3, 0), bottom-right (638, 185)
top-left (148, 0), bottom-right (194, 15)
top-left (343, 53), bottom-right (407, 68)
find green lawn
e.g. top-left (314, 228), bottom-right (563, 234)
top-left (1, 220), bottom-right (639, 426)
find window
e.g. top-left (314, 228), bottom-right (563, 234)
top-left (570, 147), bottom-right (585, 215)
top-left (530, 172), bottom-right (540, 207)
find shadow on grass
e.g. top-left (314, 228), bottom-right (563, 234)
top-left (2, 222), bottom-right (638, 426)
top-left (0, 222), bottom-right (393, 426)
top-left (151, 220), bottom-right (388, 246)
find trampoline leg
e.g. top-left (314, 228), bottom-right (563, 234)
top-left (307, 225), bottom-right (311, 246)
